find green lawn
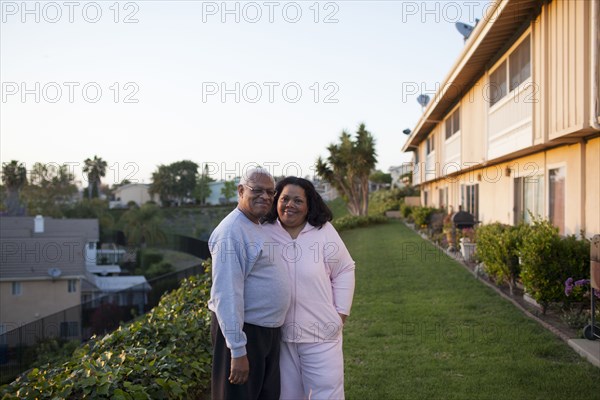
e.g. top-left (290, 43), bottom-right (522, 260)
top-left (341, 221), bottom-right (600, 400)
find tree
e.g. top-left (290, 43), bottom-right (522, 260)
top-left (83, 156), bottom-right (107, 199)
top-left (369, 170), bottom-right (392, 185)
top-left (1, 160), bottom-right (28, 215)
top-left (169, 160), bottom-right (199, 205)
top-left (22, 163), bottom-right (78, 217)
top-left (316, 123), bottom-right (377, 216)
top-left (120, 203), bottom-right (167, 247)
top-left (64, 198), bottom-right (115, 242)
top-left (149, 160), bottom-right (199, 206)
top-left (149, 164), bottom-right (174, 206)
top-left (220, 181), bottom-right (237, 204)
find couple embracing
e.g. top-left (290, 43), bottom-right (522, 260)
top-left (208, 167), bottom-right (355, 400)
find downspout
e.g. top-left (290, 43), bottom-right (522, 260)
top-left (592, 0), bottom-right (600, 131)
top-left (583, 0), bottom-right (600, 236)
top-left (580, 139), bottom-right (586, 237)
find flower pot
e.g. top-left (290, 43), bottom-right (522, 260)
top-left (460, 238), bottom-right (476, 262)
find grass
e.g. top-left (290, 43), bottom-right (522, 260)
top-left (341, 220), bottom-right (600, 400)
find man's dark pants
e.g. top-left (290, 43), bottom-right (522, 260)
top-left (211, 313), bottom-right (282, 400)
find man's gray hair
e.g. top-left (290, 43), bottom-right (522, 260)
top-left (239, 167), bottom-right (275, 186)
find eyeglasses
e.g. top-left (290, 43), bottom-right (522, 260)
top-left (244, 184), bottom-right (275, 197)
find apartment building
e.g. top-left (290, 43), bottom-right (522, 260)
top-left (402, 0), bottom-right (600, 237)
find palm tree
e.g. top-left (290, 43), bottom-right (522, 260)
top-left (149, 165), bottom-right (174, 206)
top-left (2, 160), bottom-right (28, 215)
top-left (83, 156), bottom-right (107, 199)
top-left (354, 124), bottom-right (377, 215)
top-left (316, 123), bottom-right (377, 216)
top-left (121, 203), bottom-right (167, 247)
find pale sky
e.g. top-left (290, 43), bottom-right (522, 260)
top-left (1, 0), bottom-right (490, 186)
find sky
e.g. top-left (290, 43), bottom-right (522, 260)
top-left (1, 0), bottom-right (490, 187)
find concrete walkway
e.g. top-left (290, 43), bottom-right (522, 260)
top-left (569, 339), bottom-right (600, 367)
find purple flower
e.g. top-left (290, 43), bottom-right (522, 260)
top-left (564, 277), bottom-right (574, 296)
top-left (575, 279), bottom-right (590, 287)
top-left (565, 277), bottom-right (600, 299)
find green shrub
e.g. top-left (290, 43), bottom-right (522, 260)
top-left (400, 203), bottom-right (413, 219)
top-left (140, 250), bottom-right (164, 271)
top-left (368, 189), bottom-right (403, 215)
top-left (428, 212), bottom-right (445, 235)
top-left (519, 218), bottom-right (589, 312)
top-left (558, 235), bottom-right (591, 305)
top-left (146, 261), bottom-right (175, 280)
top-left (476, 223), bottom-right (529, 294)
top-left (0, 261), bottom-right (213, 399)
top-left (20, 339), bottom-right (80, 378)
top-left (332, 214), bottom-right (388, 232)
top-left (411, 206), bottom-right (439, 228)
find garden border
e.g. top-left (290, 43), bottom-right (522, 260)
top-left (402, 220), bottom-right (600, 367)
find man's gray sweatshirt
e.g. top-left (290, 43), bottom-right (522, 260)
top-left (208, 208), bottom-right (291, 358)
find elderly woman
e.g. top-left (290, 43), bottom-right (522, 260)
top-left (262, 176), bottom-right (355, 400)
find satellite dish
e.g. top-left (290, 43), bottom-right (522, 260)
top-left (456, 22), bottom-right (475, 41)
top-left (417, 94), bottom-right (430, 110)
top-left (403, 128), bottom-right (412, 135)
top-left (47, 267), bottom-right (62, 279)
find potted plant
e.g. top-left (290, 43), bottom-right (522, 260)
top-left (459, 227), bottom-right (477, 262)
top-left (442, 211), bottom-right (455, 250)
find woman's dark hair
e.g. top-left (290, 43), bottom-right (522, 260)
top-left (263, 176), bottom-right (333, 228)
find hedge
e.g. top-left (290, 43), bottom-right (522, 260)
top-left (517, 218), bottom-right (589, 312)
top-left (332, 214), bottom-right (388, 232)
top-left (0, 261), bottom-right (213, 400)
top-left (476, 222), bottom-right (528, 295)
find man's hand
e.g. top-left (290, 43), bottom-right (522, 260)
top-left (229, 355), bottom-right (249, 385)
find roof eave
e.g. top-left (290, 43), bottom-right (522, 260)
top-left (402, 0), bottom-right (541, 152)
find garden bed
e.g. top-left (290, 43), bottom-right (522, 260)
top-left (402, 220), bottom-right (589, 343)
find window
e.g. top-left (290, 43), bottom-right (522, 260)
top-left (488, 34), bottom-right (531, 106)
top-left (549, 167), bottom-right (565, 234)
top-left (68, 279), bottom-right (77, 293)
top-left (60, 321), bottom-right (79, 338)
top-left (439, 187), bottom-right (448, 210)
top-left (426, 135), bottom-right (435, 154)
top-left (445, 108), bottom-right (460, 139)
top-left (423, 190), bottom-right (429, 207)
top-left (11, 282), bottom-right (22, 296)
top-left (514, 175), bottom-right (544, 224)
top-left (510, 37), bottom-right (531, 91)
top-left (489, 60), bottom-right (507, 106)
top-left (461, 184), bottom-right (479, 221)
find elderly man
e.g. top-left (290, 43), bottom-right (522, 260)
top-left (208, 167), bottom-right (291, 400)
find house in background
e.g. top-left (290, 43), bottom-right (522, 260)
top-left (0, 216), bottom-right (150, 342)
top-left (389, 163), bottom-right (414, 189)
top-left (110, 183), bottom-right (161, 209)
top-left (312, 178), bottom-right (339, 202)
top-left (205, 179), bottom-right (239, 205)
top-left (402, 0), bottom-right (600, 237)
top-left (0, 216), bottom-right (95, 339)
